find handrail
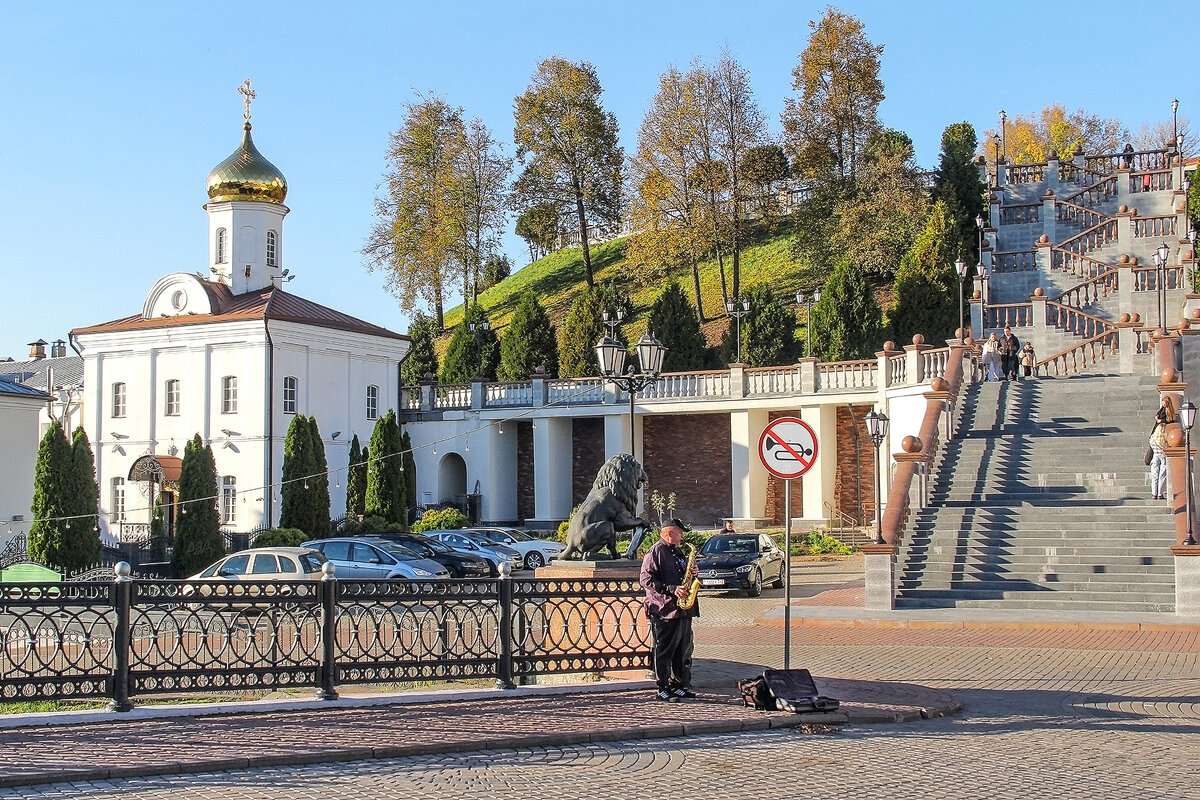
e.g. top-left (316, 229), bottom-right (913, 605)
top-left (1054, 199), bottom-right (1110, 230)
top-left (1050, 246), bottom-right (1109, 280)
top-left (880, 344), bottom-right (969, 546)
top-left (1044, 300), bottom-right (1115, 340)
top-left (1060, 174), bottom-right (1117, 209)
top-left (1056, 218), bottom-right (1118, 260)
top-left (1038, 329), bottom-right (1119, 378)
top-left (992, 249), bottom-right (1038, 273)
top-left (1085, 148), bottom-right (1169, 174)
top-left (1051, 268), bottom-right (1119, 308)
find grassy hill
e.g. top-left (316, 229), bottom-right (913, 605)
top-left (442, 222), bottom-right (829, 348)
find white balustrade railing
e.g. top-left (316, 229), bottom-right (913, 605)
top-left (744, 365), bottom-right (803, 395)
top-left (642, 370), bottom-right (732, 400)
top-left (548, 379), bottom-right (604, 406)
top-left (922, 349), bottom-right (950, 380)
top-left (816, 360), bottom-right (877, 391)
top-left (433, 385), bottom-right (471, 409)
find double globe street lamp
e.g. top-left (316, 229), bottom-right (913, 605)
top-left (1153, 242), bottom-right (1171, 332)
top-left (595, 331), bottom-right (668, 460)
top-left (955, 257), bottom-right (970, 343)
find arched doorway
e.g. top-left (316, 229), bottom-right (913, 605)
top-left (437, 452), bottom-right (468, 513)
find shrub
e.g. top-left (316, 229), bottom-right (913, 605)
top-left (802, 530), bottom-right (852, 556)
top-left (411, 507), bottom-right (469, 533)
top-left (336, 516), bottom-right (391, 535)
top-left (252, 528), bottom-right (309, 548)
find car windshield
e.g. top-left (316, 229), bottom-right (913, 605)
top-left (299, 552), bottom-right (326, 573)
top-left (700, 536), bottom-right (758, 555)
top-left (503, 530), bottom-right (535, 542)
top-left (394, 539), bottom-right (436, 557)
top-left (375, 541), bottom-right (420, 559)
top-left (416, 538), bottom-right (454, 555)
top-left (474, 530), bottom-right (513, 545)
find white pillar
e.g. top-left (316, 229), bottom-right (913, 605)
top-left (730, 408), bottom-right (769, 523)
top-left (532, 416), bottom-right (573, 523)
top-left (799, 405), bottom-right (834, 529)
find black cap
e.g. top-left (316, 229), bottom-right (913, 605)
top-left (670, 517), bottom-right (692, 532)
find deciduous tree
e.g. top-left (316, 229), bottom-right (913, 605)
top-left (364, 93), bottom-right (466, 329)
top-left (984, 105), bottom-right (1126, 166)
top-left (515, 202), bottom-right (561, 263)
top-left (782, 6), bottom-right (884, 185)
top-left (449, 117), bottom-right (512, 304)
top-left (513, 57), bottom-right (623, 287)
top-left (482, 253), bottom-right (512, 289)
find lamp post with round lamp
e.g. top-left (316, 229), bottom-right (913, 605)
top-left (955, 257), bottom-right (970, 343)
top-left (1155, 242), bottom-right (1170, 332)
top-left (864, 409), bottom-right (890, 545)
top-left (796, 289), bottom-right (821, 357)
top-left (1183, 399), bottom-right (1197, 546)
top-left (725, 297), bottom-right (751, 364)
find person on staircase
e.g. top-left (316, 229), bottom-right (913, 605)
top-left (1000, 326), bottom-right (1021, 381)
top-left (1020, 342), bottom-right (1037, 379)
top-left (982, 333), bottom-right (1004, 381)
top-left (1148, 396), bottom-right (1176, 500)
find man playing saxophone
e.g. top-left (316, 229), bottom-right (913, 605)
top-left (640, 519), bottom-right (700, 702)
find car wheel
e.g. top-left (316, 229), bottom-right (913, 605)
top-left (525, 551), bottom-right (545, 570)
top-left (773, 561), bottom-right (787, 588)
top-left (746, 568), bottom-right (762, 597)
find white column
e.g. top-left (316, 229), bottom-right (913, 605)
top-left (730, 408), bottom-right (769, 522)
top-left (482, 420), bottom-right (518, 522)
top-left (799, 405), bottom-right (835, 529)
top-left (603, 411), bottom-right (629, 461)
top-left (533, 416), bottom-right (573, 522)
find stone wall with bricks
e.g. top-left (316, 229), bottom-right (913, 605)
top-left (642, 413), bottom-right (732, 528)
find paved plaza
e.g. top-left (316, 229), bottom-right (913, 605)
top-left (0, 558), bottom-right (1196, 798)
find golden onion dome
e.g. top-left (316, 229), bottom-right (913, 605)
top-left (205, 124), bottom-right (287, 204)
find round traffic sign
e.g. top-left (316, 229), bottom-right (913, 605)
top-left (758, 417), bottom-right (818, 479)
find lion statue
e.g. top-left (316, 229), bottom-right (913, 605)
top-left (560, 454), bottom-right (651, 560)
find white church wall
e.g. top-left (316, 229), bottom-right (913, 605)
top-left (0, 393), bottom-right (45, 548)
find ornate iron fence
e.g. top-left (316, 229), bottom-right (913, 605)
top-left (0, 565), bottom-right (651, 711)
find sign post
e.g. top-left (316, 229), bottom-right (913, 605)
top-left (758, 417), bottom-right (819, 670)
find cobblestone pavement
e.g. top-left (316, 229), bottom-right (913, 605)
top-left (1, 559), bottom-right (1197, 798)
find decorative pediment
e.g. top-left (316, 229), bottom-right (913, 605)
top-left (142, 273), bottom-right (216, 320)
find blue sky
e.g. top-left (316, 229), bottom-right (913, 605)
top-left (1, 0), bottom-right (1194, 360)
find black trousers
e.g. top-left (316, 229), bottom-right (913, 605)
top-left (650, 615), bottom-right (694, 690)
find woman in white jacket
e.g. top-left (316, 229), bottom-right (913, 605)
top-left (981, 333), bottom-right (1003, 381)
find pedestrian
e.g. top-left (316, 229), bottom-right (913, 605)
top-left (981, 333), bottom-right (1004, 381)
top-left (1122, 143), bottom-right (1134, 169)
top-left (1148, 396), bottom-right (1175, 500)
top-left (1020, 342), bottom-right (1037, 379)
top-left (1000, 326), bottom-right (1021, 381)
top-left (640, 520), bottom-right (699, 702)
top-left (721, 519), bottom-right (736, 534)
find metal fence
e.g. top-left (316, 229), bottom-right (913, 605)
top-left (0, 565), bottom-right (651, 711)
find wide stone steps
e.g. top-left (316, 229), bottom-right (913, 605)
top-left (896, 371), bottom-right (1176, 612)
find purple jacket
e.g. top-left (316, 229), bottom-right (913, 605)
top-left (640, 540), bottom-right (697, 619)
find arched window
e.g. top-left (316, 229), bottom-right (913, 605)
top-left (282, 376), bottom-right (298, 414)
top-left (266, 230), bottom-right (277, 268)
top-left (216, 228), bottom-right (228, 264)
top-left (221, 476), bottom-right (237, 525)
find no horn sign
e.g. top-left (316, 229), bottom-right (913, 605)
top-left (758, 417), bottom-right (818, 480)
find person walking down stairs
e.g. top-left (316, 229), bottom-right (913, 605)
top-left (1148, 396), bottom-right (1175, 500)
top-left (1000, 326), bottom-right (1021, 381)
top-left (981, 333), bottom-right (1003, 381)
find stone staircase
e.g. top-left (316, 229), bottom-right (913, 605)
top-left (896, 372), bottom-right (1177, 612)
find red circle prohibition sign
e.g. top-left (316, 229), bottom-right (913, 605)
top-left (758, 417), bottom-right (818, 479)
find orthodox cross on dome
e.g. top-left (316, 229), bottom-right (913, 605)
top-left (238, 78), bottom-right (256, 126)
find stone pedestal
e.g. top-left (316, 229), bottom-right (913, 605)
top-left (1171, 545), bottom-right (1200, 616)
top-left (861, 544), bottom-right (897, 611)
top-left (535, 560), bottom-right (642, 580)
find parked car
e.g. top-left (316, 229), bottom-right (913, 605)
top-left (468, 527), bottom-right (564, 570)
top-left (183, 546), bottom-right (328, 605)
top-left (422, 530), bottom-right (523, 575)
top-left (694, 533), bottom-right (786, 597)
top-left (373, 532), bottom-right (491, 578)
top-left (301, 537), bottom-right (450, 580)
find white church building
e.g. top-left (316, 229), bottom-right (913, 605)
top-left (71, 90), bottom-right (409, 543)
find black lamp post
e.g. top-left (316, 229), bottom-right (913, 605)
top-left (1155, 241), bottom-right (1171, 332)
top-left (796, 288), bottom-right (821, 357)
top-left (999, 109), bottom-right (1007, 161)
top-left (992, 134), bottom-right (1001, 186)
top-left (864, 409), bottom-right (889, 545)
top-left (955, 257), bottom-right (969, 343)
top-left (1183, 399), bottom-right (1197, 546)
top-left (725, 297), bottom-right (751, 364)
top-left (595, 331), bottom-right (667, 459)
top-left (1190, 223), bottom-right (1198, 294)
top-left (1172, 99), bottom-right (1179, 162)
top-left (468, 319), bottom-right (491, 378)
top-left (979, 261), bottom-right (990, 336)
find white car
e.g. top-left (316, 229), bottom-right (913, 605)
top-left (423, 530), bottom-right (523, 574)
top-left (468, 527), bottom-right (564, 570)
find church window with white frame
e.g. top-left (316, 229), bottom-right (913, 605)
top-left (111, 477), bottom-right (126, 523)
top-left (221, 475), bottom-right (237, 525)
top-left (366, 384), bottom-right (378, 420)
top-left (266, 230), bottom-right (277, 267)
top-left (165, 379), bottom-right (180, 416)
top-left (216, 228), bottom-right (228, 264)
top-left (283, 376), bottom-right (298, 414)
top-left (222, 376), bottom-right (238, 414)
top-left (111, 382), bottom-right (126, 418)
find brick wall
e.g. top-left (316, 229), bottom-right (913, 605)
top-left (571, 418), bottom-right (606, 505)
top-left (836, 405), bottom-right (874, 525)
top-left (642, 414), bottom-right (732, 528)
top-left (516, 421), bottom-right (534, 520)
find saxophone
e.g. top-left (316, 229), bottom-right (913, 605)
top-left (678, 544), bottom-right (700, 610)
